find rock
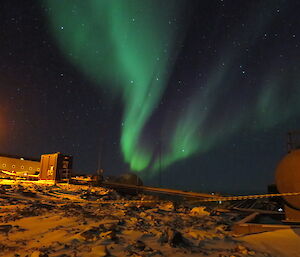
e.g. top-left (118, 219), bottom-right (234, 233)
top-left (158, 202), bottom-right (174, 212)
top-left (144, 246), bottom-right (153, 252)
top-left (159, 229), bottom-right (190, 248)
top-left (1, 185), bottom-right (12, 190)
top-left (125, 240), bottom-right (150, 256)
top-left (140, 231), bottom-right (155, 239)
top-left (145, 250), bottom-right (163, 257)
top-left (31, 203), bottom-right (55, 210)
top-left (139, 212), bottom-right (147, 218)
top-left (130, 217), bottom-right (138, 223)
top-left (188, 231), bottom-right (204, 240)
top-left (128, 254), bottom-right (143, 257)
top-left (0, 224), bottom-right (13, 235)
top-left (80, 228), bottom-right (100, 241)
top-left (30, 251), bottom-right (48, 257)
top-left (100, 230), bottom-right (117, 240)
top-left (158, 231), bottom-right (168, 245)
top-left (30, 251), bottom-right (41, 257)
top-left (70, 238), bottom-right (80, 246)
top-left (235, 244), bottom-right (250, 255)
top-left (215, 224), bottom-right (229, 234)
top-left (21, 190), bottom-right (37, 197)
top-left (169, 230), bottom-right (187, 247)
top-left (132, 240), bottom-right (146, 251)
top-left (190, 207), bottom-right (210, 216)
top-left (91, 245), bottom-right (110, 257)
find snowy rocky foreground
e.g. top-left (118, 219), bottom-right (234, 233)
top-left (0, 181), bottom-right (298, 257)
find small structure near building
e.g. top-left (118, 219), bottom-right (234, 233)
top-left (39, 152), bottom-right (73, 181)
top-left (117, 172), bottom-right (143, 186)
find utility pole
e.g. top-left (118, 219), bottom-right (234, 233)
top-left (97, 136), bottom-right (103, 172)
top-left (159, 124), bottom-right (162, 188)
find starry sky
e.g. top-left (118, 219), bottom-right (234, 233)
top-left (1, 0), bottom-right (300, 194)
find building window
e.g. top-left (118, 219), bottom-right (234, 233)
top-left (29, 167), bottom-right (32, 170)
top-left (21, 166), bottom-right (24, 169)
top-left (12, 165), bottom-right (16, 168)
top-left (2, 163), bottom-right (6, 168)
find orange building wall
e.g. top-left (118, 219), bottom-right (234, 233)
top-left (0, 156), bottom-right (40, 175)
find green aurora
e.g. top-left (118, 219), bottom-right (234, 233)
top-left (45, 0), bottom-right (187, 171)
top-left (45, 1), bottom-right (300, 175)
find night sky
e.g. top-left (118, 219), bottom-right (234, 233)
top-left (1, 0), bottom-right (300, 194)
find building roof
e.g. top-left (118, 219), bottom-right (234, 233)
top-left (0, 153), bottom-right (40, 162)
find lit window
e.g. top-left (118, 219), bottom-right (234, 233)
top-left (37, 168), bottom-right (40, 171)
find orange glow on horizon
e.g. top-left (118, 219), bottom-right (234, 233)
top-left (0, 113), bottom-right (7, 143)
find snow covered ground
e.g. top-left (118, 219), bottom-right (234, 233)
top-left (0, 180), bottom-right (299, 257)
